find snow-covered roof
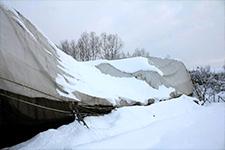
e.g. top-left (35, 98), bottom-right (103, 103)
top-left (0, 4), bottom-right (192, 106)
top-left (56, 49), bottom-right (174, 105)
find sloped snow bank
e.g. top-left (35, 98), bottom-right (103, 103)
top-left (56, 48), bottom-right (174, 105)
top-left (12, 95), bottom-right (225, 149)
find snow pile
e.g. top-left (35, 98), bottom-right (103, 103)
top-left (56, 49), bottom-right (174, 105)
top-left (12, 95), bottom-right (225, 149)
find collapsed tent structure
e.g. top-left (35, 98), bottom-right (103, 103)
top-left (0, 5), bottom-right (193, 148)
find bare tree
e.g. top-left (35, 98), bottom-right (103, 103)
top-left (109, 34), bottom-right (123, 60)
top-left (76, 32), bottom-right (90, 61)
top-left (190, 66), bottom-right (217, 104)
top-left (100, 33), bottom-right (110, 59)
top-left (58, 32), bottom-right (123, 61)
top-left (89, 32), bottom-right (101, 60)
top-left (58, 40), bottom-right (71, 55)
top-left (118, 51), bottom-right (126, 59)
top-left (126, 52), bottom-right (131, 58)
top-left (70, 40), bottom-right (79, 60)
top-left (100, 33), bottom-right (123, 60)
top-left (132, 48), bottom-right (150, 57)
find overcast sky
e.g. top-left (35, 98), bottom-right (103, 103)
top-left (2, 0), bottom-right (224, 69)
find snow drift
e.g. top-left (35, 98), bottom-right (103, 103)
top-left (11, 95), bottom-right (225, 150)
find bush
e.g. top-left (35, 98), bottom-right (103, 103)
top-left (190, 66), bottom-right (225, 105)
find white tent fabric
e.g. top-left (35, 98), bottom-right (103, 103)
top-left (149, 57), bottom-right (193, 95)
top-left (96, 57), bottom-right (193, 96)
top-left (0, 5), bottom-right (193, 106)
top-left (0, 5), bottom-right (62, 100)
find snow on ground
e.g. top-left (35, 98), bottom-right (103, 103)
top-left (12, 95), bottom-right (225, 150)
top-left (56, 49), bottom-right (174, 104)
